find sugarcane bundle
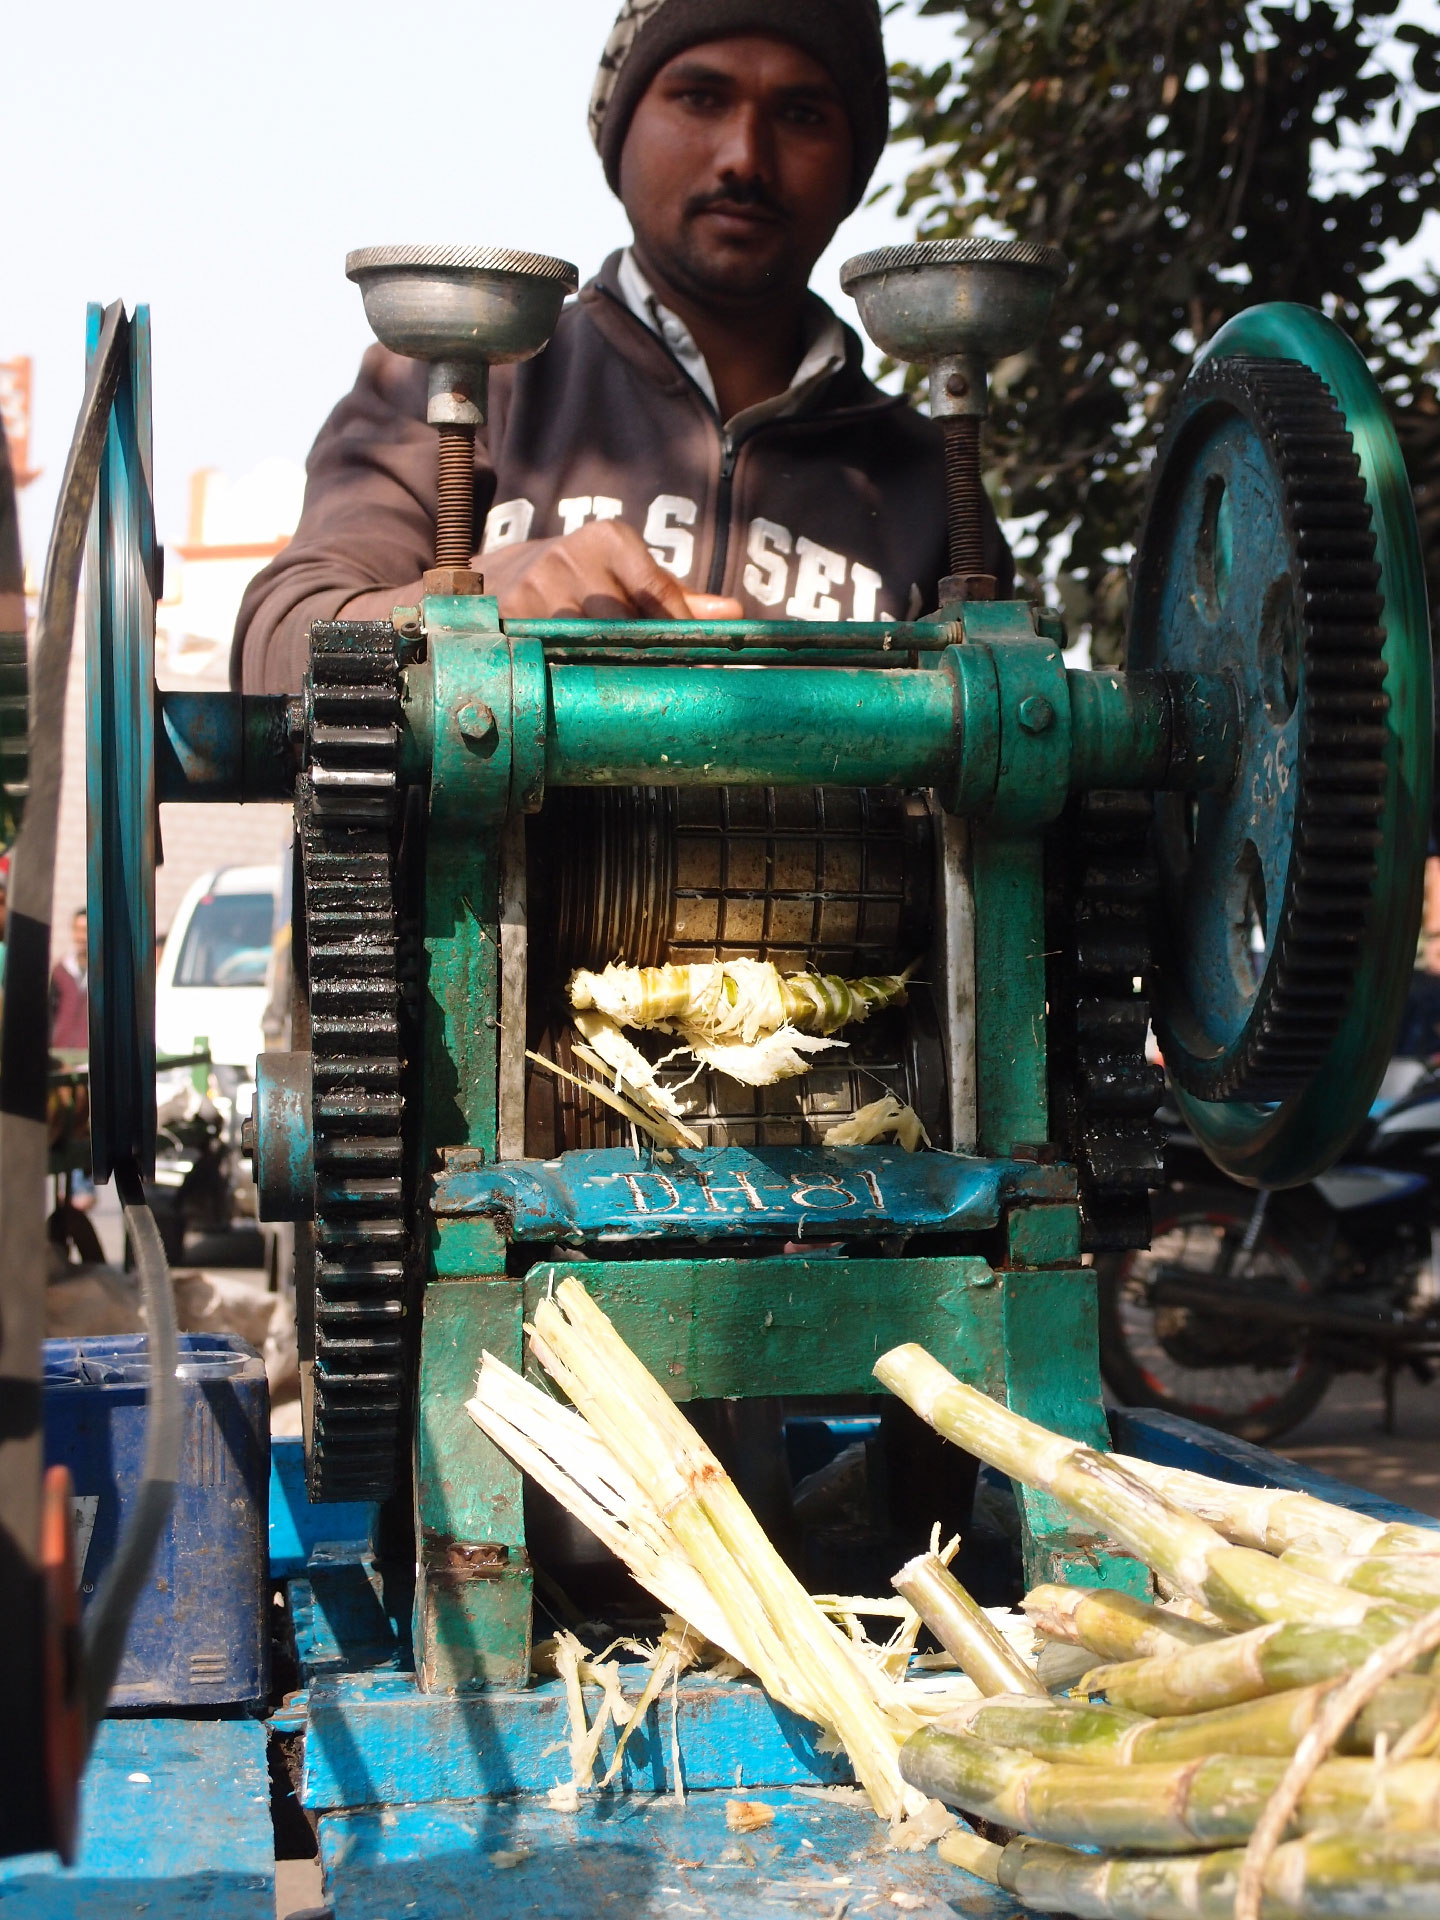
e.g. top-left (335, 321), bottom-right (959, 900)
top-left (871, 1338), bottom-right (1440, 1912)
top-left (902, 1726), bottom-right (1440, 1851)
top-left (874, 1345), bottom-right (1395, 1631)
top-left (941, 1828), bottom-right (1440, 1920)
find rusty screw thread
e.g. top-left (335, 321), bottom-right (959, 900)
top-left (435, 423), bottom-right (476, 569)
top-left (941, 415), bottom-right (986, 580)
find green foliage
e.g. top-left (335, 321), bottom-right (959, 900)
top-left (889, 0), bottom-right (1440, 659)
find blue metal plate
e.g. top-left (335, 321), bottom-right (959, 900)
top-left (433, 1146), bottom-right (1075, 1243)
top-left (320, 1791), bottom-right (1009, 1920)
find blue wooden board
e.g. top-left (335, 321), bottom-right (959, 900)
top-left (1111, 1406), bottom-right (1440, 1532)
top-left (291, 1564), bottom-right (412, 1679)
top-left (269, 1433), bottom-right (376, 1577)
top-left (304, 1669), bottom-right (853, 1812)
top-left (0, 1719), bottom-right (272, 1918)
top-left (434, 1144), bottom-right (1075, 1242)
top-left (320, 1789), bottom-right (1012, 1920)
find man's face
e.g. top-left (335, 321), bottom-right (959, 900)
top-left (619, 35), bottom-right (854, 307)
top-left (73, 912), bottom-right (87, 959)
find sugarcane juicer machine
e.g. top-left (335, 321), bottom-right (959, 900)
top-left (81, 241), bottom-right (1431, 1688)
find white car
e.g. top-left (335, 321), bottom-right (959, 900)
top-left (155, 863), bottom-right (280, 1076)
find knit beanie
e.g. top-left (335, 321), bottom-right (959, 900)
top-left (589, 0), bottom-right (889, 213)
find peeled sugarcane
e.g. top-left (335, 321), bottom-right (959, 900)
top-left (899, 1725), bottom-right (1440, 1851)
top-left (942, 1673), bottom-right (1438, 1765)
top-left (874, 1344), bottom-right (1394, 1631)
top-left (567, 958), bottom-right (915, 1086)
top-left (1281, 1545), bottom-right (1440, 1610)
top-left (892, 1553), bottom-right (1045, 1698)
top-left (1083, 1608), bottom-right (1419, 1716)
top-left (1025, 1583), bottom-right (1225, 1663)
top-left (953, 1830), bottom-right (1440, 1920)
top-left (1114, 1456), bottom-right (1440, 1560)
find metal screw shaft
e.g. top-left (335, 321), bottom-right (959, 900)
top-left (434, 423), bottom-right (476, 568)
top-left (941, 415), bottom-right (986, 579)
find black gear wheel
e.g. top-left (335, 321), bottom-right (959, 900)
top-left (1130, 355), bottom-right (1388, 1103)
top-left (1046, 791), bottom-right (1166, 1252)
top-left (297, 621), bottom-right (410, 1502)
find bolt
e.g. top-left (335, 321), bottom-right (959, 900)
top-left (456, 701), bottom-right (498, 749)
top-left (945, 371), bottom-right (970, 399)
top-left (240, 1117), bottom-right (256, 1157)
top-left (1018, 694), bottom-right (1055, 735)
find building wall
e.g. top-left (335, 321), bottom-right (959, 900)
top-left (49, 460), bottom-right (303, 946)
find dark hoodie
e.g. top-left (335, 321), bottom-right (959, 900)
top-left (231, 252), bottom-right (1010, 693)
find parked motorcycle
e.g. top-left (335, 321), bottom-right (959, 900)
top-left (1097, 1061), bottom-right (1440, 1442)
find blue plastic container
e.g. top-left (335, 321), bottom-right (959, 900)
top-left (42, 1332), bottom-right (270, 1708)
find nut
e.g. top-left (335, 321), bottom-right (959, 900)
top-left (1018, 694), bottom-right (1055, 735)
top-left (456, 701), bottom-right (499, 750)
top-left (423, 566), bottom-right (485, 598)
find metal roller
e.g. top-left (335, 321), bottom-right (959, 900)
top-left (525, 784), bottom-right (949, 1154)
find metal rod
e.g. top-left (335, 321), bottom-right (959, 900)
top-left (941, 415), bottom-right (987, 579)
top-left (434, 423), bottom-right (476, 568)
top-left (545, 661), bottom-right (958, 788)
top-left (507, 618), bottom-right (959, 649)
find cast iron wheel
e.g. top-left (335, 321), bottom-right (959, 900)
top-left (1096, 1182), bottom-right (1333, 1442)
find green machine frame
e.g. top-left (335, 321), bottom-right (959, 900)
top-left (84, 291), bottom-right (1431, 1695)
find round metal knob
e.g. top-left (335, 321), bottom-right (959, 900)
top-left (840, 239), bottom-right (1067, 395)
top-left (346, 245), bottom-right (579, 576)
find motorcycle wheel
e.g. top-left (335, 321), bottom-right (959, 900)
top-left (1096, 1183), bottom-right (1333, 1443)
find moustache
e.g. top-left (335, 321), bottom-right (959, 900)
top-left (684, 179), bottom-right (788, 221)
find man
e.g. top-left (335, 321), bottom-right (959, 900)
top-left (232, 0), bottom-right (1009, 692)
top-left (50, 907), bottom-right (89, 1051)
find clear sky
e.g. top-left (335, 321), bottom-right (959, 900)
top-left (3, 0), bottom-right (959, 567)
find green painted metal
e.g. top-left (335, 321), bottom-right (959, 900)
top-left (413, 1280), bottom-right (532, 1691)
top-left (1007, 1202), bottom-right (1081, 1268)
top-left (423, 599), bottom-right (505, 1164)
top-left (942, 643), bottom-right (1001, 814)
top-left (522, 1255), bottom-right (1009, 1401)
top-left (989, 637), bottom-right (1072, 827)
top-left (1174, 304), bottom-right (1434, 1187)
top-left (971, 830), bottom-right (1048, 1156)
top-left (508, 617), bottom-right (961, 651)
top-left (544, 659), bottom-right (959, 789)
top-left (1066, 669), bottom-right (1240, 794)
top-left (999, 1270), bottom-right (1151, 1597)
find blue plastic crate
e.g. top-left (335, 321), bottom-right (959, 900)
top-left (43, 1332), bottom-right (270, 1709)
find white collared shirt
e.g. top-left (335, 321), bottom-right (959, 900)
top-left (617, 247), bottom-right (845, 431)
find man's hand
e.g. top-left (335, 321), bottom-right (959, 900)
top-left (483, 520), bottom-right (742, 619)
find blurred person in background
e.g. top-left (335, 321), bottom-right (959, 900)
top-left (50, 906), bottom-right (90, 1049)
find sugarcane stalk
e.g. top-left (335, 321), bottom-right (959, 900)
top-left (874, 1345), bottom-right (1390, 1629)
top-left (1282, 1545), bottom-right (1440, 1609)
top-left (1024, 1584), bottom-right (1224, 1663)
top-left (937, 1827), bottom-right (1003, 1883)
top-left (892, 1554), bottom-right (1045, 1698)
top-left (899, 1725), bottom-right (1440, 1852)
top-left (985, 1831), bottom-right (1440, 1920)
top-left (1085, 1607), bottom-right (1418, 1716)
top-left (1113, 1455), bottom-right (1440, 1560)
top-left (948, 1675), bottom-right (1438, 1765)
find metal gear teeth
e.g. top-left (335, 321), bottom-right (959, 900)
top-left (299, 621), bottom-right (409, 1502)
top-left (1156, 357), bottom-right (1388, 1101)
top-left (1047, 790), bottom-right (1166, 1252)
